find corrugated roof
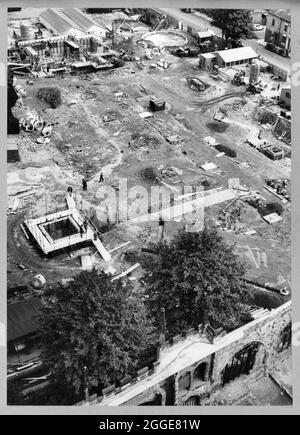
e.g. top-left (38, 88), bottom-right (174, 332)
top-left (269, 9), bottom-right (291, 23)
top-left (40, 8), bottom-right (75, 35)
top-left (61, 8), bottom-right (101, 32)
top-left (217, 46), bottom-right (257, 64)
top-left (8, 298), bottom-right (43, 342)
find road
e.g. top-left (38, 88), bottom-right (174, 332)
top-left (157, 8), bottom-right (222, 37)
top-left (242, 38), bottom-right (291, 73)
top-left (156, 9), bottom-right (290, 74)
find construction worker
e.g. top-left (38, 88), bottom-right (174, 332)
top-left (99, 172), bottom-right (104, 183)
top-left (82, 178), bottom-right (87, 191)
top-left (93, 231), bottom-right (98, 241)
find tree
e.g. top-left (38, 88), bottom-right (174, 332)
top-left (209, 9), bottom-right (253, 44)
top-left (141, 225), bottom-right (251, 336)
top-left (38, 269), bottom-right (153, 401)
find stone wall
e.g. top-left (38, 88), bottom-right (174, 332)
top-left (80, 302), bottom-right (291, 406)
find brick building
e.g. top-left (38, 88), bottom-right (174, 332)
top-left (265, 9), bottom-right (291, 56)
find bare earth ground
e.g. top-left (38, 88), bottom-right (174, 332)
top-left (7, 52), bottom-right (291, 296)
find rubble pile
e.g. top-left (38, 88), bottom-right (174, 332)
top-left (138, 225), bottom-right (152, 243)
top-left (129, 130), bottom-right (163, 150)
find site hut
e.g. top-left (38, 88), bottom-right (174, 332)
top-left (197, 29), bottom-right (215, 44)
top-left (213, 46), bottom-right (258, 68)
top-left (149, 96), bottom-right (166, 112)
top-left (199, 52), bottom-right (216, 71)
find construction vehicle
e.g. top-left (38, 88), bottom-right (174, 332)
top-left (171, 46), bottom-right (201, 57)
top-left (247, 81), bottom-right (263, 94)
top-left (232, 70), bottom-right (245, 86)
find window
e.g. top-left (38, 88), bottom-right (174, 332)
top-left (222, 342), bottom-right (260, 386)
top-left (272, 19), bottom-right (275, 26)
top-left (193, 362), bottom-right (207, 382)
top-left (284, 23), bottom-right (288, 33)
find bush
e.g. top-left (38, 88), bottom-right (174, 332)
top-left (37, 87), bottom-right (62, 108)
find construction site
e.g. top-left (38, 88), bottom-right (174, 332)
top-left (7, 8), bottom-right (291, 405)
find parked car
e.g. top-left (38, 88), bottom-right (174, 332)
top-left (171, 46), bottom-right (200, 57)
top-left (265, 42), bottom-right (276, 52)
top-left (251, 23), bottom-right (264, 31)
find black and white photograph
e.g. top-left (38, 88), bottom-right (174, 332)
top-left (6, 6), bottom-right (292, 408)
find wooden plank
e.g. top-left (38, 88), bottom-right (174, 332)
top-left (92, 238), bottom-right (112, 262)
top-left (111, 263), bottom-right (140, 281)
top-left (108, 241), bottom-right (131, 253)
top-left (20, 224), bottom-right (29, 240)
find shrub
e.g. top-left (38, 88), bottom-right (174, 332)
top-left (37, 87), bottom-right (62, 108)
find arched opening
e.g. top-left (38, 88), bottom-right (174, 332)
top-left (280, 323), bottom-right (292, 351)
top-left (183, 395), bottom-right (200, 406)
top-left (193, 362), bottom-right (207, 382)
top-left (178, 372), bottom-right (190, 391)
top-left (222, 342), bottom-right (261, 386)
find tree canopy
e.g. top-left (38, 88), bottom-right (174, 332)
top-left (202, 9), bottom-right (253, 43)
top-left (38, 269), bottom-right (153, 400)
top-left (141, 226), bottom-right (251, 336)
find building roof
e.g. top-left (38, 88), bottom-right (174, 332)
top-left (8, 298), bottom-right (43, 342)
top-left (268, 9), bottom-right (291, 23)
top-left (201, 53), bottom-right (216, 59)
top-left (197, 30), bottom-right (215, 39)
top-left (216, 46), bottom-right (257, 64)
top-left (60, 8), bottom-right (104, 32)
top-left (40, 8), bottom-right (76, 35)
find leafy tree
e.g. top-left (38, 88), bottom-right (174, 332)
top-left (38, 269), bottom-right (153, 401)
top-left (141, 225), bottom-right (251, 336)
top-left (209, 9), bottom-right (253, 44)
